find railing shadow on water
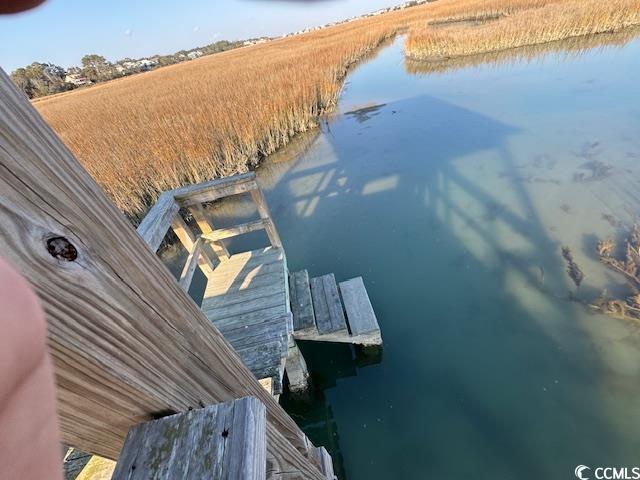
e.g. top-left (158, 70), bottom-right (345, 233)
top-left (245, 87), bottom-right (634, 479)
top-left (157, 30), bottom-right (640, 479)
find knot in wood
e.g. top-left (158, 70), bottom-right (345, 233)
top-left (46, 236), bottom-right (78, 261)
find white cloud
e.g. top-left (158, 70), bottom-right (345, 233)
top-left (124, 28), bottom-right (132, 36)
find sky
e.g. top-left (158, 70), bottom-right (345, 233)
top-left (0, 0), bottom-right (406, 72)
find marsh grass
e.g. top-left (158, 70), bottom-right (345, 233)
top-left (405, 26), bottom-right (640, 75)
top-left (31, 0), bottom-right (640, 218)
top-left (35, 21), bottom-right (401, 217)
top-left (405, 0), bottom-right (640, 61)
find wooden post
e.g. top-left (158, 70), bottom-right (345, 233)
top-left (285, 340), bottom-right (310, 392)
top-left (113, 397), bottom-right (266, 480)
top-left (0, 69), bottom-right (324, 479)
top-left (171, 214), bottom-right (216, 275)
top-left (250, 188), bottom-right (282, 249)
top-left (189, 204), bottom-right (231, 261)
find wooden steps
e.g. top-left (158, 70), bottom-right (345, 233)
top-left (290, 271), bottom-right (382, 347)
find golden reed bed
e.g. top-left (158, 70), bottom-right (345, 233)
top-left (30, 0), bottom-right (640, 218)
top-left (405, 0), bottom-right (640, 61)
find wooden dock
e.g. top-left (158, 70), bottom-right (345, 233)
top-left (1, 69), bottom-right (336, 479)
top-left (0, 66), bottom-right (380, 478)
top-left (138, 172), bottom-right (383, 397)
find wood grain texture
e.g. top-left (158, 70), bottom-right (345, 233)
top-left (172, 174), bottom-right (258, 207)
top-left (136, 192), bottom-right (180, 252)
top-left (317, 447), bottom-right (336, 480)
top-left (292, 328), bottom-right (382, 347)
top-left (202, 219), bottom-right (268, 242)
top-left (339, 277), bottom-right (380, 336)
top-left (0, 69), bottom-right (325, 479)
top-left (310, 274), bottom-right (347, 335)
top-left (171, 214), bottom-right (215, 275)
top-left (250, 188), bottom-right (282, 249)
top-left (201, 248), bottom-right (290, 394)
top-left (179, 236), bottom-right (203, 292)
top-left (189, 204), bottom-right (230, 261)
top-left (112, 397), bottom-right (266, 480)
top-left (289, 270), bottom-right (316, 334)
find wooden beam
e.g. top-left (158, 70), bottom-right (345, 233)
top-left (250, 188), bottom-right (282, 249)
top-left (136, 192), bottom-right (180, 252)
top-left (0, 69), bottom-right (324, 479)
top-left (179, 236), bottom-right (203, 292)
top-left (171, 214), bottom-right (215, 275)
top-left (112, 397), bottom-right (266, 480)
top-left (172, 173), bottom-right (258, 207)
top-left (316, 447), bottom-right (335, 480)
top-left (201, 219), bottom-right (267, 242)
top-left (188, 204), bottom-right (230, 261)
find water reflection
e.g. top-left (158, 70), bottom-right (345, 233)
top-left (251, 32), bottom-right (640, 480)
top-left (161, 29), bottom-right (640, 480)
top-left (405, 27), bottom-right (640, 76)
top-left (281, 343), bottom-right (383, 480)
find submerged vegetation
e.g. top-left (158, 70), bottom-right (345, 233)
top-left (31, 0), bottom-right (640, 218)
top-left (559, 225), bottom-right (640, 322)
top-left (405, 0), bottom-right (640, 61)
top-left (592, 226), bottom-right (640, 321)
top-left (561, 247), bottom-right (584, 292)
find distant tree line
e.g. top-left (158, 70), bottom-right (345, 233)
top-left (9, 39), bottom-right (249, 99)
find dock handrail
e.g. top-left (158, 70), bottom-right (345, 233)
top-left (137, 171), bottom-right (282, 291)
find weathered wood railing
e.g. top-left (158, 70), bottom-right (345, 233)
top-left (138, 172), bottom-right (282, 293)
top-left (0, 69), bottom-right (327, 478)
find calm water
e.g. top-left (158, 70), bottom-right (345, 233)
top-left (172, 33), bottom-right (640, 479)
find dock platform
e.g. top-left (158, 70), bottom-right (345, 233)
top-left (138, 172), bottom-right (383, 398)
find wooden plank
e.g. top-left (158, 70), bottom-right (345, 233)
top-left (136, 192), bottom-right (179, 252)
top-left (202, 219), bottom-right (267, 242)
top-left (289, 270), bottom-right (316, 333)
top-left (206, 247), bottom-right (282, 273)
top-left (212, 306), bottom-right (290, 334)
top-left (285, 341), bottom-right (310, 392)
top-left (293, 329), bottom-right (382, 347)
top-left (178, 236), bottom-right (203, 292)
top-left (204, 282), bottom-right (285, 309)
top-left (219, 314), bottom-right (290, 354)
top-left (317, 447), bottom-right (335, 480)
top-left (203, 292), bottom-right (287, 322)
top-left (171, 214), bottom-right (215, 275)
top-left (112, 397), bottom-right (266, 480)
top-left (206, 252), bottom-right (285, 286)
top-left (0, 69), bottom-right (326, 479)
top-left (206, 306), bottom-right (288, 332)
top-left (339, 277), bottom-right (380, 336)
top-left (172, 172), bottom-right (258, 207)
top-left (310, 274), bottom-right (347, 335)
top-left (250, 188), bottom-right (282, 249)
top-left (236, 341), bottom-right (287, 394)
top-left (189, 204), bottom-right (230, 261)
top-left (206, 269), bottom-right (285, 298)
